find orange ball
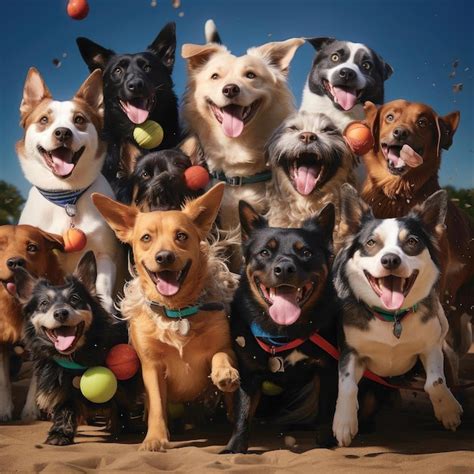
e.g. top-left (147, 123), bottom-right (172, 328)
top-left (63, 228), bottom-right (87, 253)
top-left (184, 165), bottom-right (210, 191)
top-left (106, 344), bottom-right (140, 381)
top-left (67, 0), bottom-right (89, 20)
top-left (344, 122), bottom-right (374, 155)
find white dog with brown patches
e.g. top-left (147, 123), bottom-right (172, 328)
top-left (17, 68), bottom-right (121, 311)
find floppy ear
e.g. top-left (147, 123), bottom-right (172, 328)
top-left (363, 101), bottom-right (381, 153)
top-left (73, 250), bottom-right (97, 294)
top-left (438, 111), bottom-right (460, 151)
top-left (339, 183), bottom-right (373, 237)
top-left (74, 69), bottom-right (104, 117)
top-left (76, 37), bottom-right (115, 72)
top-left (181, 43), bottom-right (225, 71)
top-left (303, 203), bottom-right (335, 247)
top-left (239, 200), bottom-right (268, 242)
top-left (148, 22), bottom-right (177, 73)
top-left (20, 68), bottom-right (52, 126)
top-left (183, 183), bottom-right (225, 238)
top-left (305, 37), bottom-right (336, 51)
top-left (250, 38), bottom-right (304, 76)
top-left (37, 229), bottom-right (65, 252)
top-left (92, 193), bottom-right (138, 243)
top-left (13, 267), bottom-right (38, 304)
top-left (410, 190), bottom-right (447, 237)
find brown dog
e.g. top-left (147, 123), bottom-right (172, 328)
top-left (92, 183), bottom-right (239, 451)
top-left (362, 99), bottom-right (473, 366)
top-left (0, 224), bottom-right (64, 421)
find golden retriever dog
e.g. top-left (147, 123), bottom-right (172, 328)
top-left (92, 183), bottom-right (240, 451)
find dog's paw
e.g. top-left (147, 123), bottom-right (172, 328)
top-left (21, 403), bottom-right (40, 422)
top-left (332, 404), bottom-right (358, 447)
top-left (220, 438), bottom-right (248, 454)
top-left (139, 437), bottom-right (169, 452)
top-left (211, 367), bottom-right (240, 393)
top-left (433, 393), bottom-right (463, 431)
top-left (0, 402), bottom-right (14, 422)
top-left (45, 434), bottom-right (74, 446)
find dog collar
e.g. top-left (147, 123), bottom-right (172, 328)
top-left (368, 304), bottom-right (419, 339)
top-left (36, 185), bottom-right (91, 216)
top-left (147, 300), bottom-right (224, 318)
top-left (211, 170), bottom-right (272, 187)
top-left (53, 356), bottom-right (88, 371)
top-left (250, 321), bottom-right (292, 347)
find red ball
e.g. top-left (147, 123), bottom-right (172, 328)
top-left (184, 165), bottom-right (210, 191)
top-left (105, 344), bottom-right (140, 381)
top-left (67, 0), bottom-right (89, 20)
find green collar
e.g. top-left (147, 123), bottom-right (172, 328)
top-left (148, 301), bottom-right (224, 319)
top-left (211, 170), bottom-right (272, 186)
top-left (53, 357), bottom-right (88, 370)
top-left (370, 304), bottom-right (419, 322)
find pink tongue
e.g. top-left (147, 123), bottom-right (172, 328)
top-left (6, 282), bottom-right (16, 295)
top-left (54, 326), bottom-right (77, 352)
top-left (51, 148), bottom-right (75, 177)
top-left (156, 272), bottom-right (180, 296)
top-left (121, 100), bottom-right (149, 124)
top-left (387, 148), bottom-right (406, 169)
top-left (221, 105), bottom-right (244, 138)
top-left (400, 144), bottom-right (423, 167)
top-left (295, 166), bottom-right (318, 195)
top-left (268, 287), bottom-right (301, 325)
top-left (332, 86), bottom-right (358, 111)
top-left (380, 276), bottom-right (405, 311)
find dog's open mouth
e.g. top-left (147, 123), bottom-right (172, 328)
top-left (145, 260), bottom-right (191, 297)
top-left (381, 142), bottom-right (424, 175)
top-left (0, 278), bottom-right (16, 295)
top-left (119, 96), bottom-right (155, 125)
top-left (209, 100), bottom-right (260, 138)
top-left (255, 278), bottom-right (314, 325)
top-left (323, 80), bottom-right (361, 111)
top-left (287, 155), bottom-right (325, 195)
top-left (38, 145), bottom-right (85, 178)
top-left (43, 321), bottom-right (85, 354)
top-left (364, 270), bottom-right (419, 311)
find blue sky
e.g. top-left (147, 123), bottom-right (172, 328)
top-left (1, 0), bottom-right (472, 197)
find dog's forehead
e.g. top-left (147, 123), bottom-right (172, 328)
top-left (298, 111), bottom-right (336, 130)
top-left (135, 211), bottom-right (194, 235)
top-left (320, 40), bottom-right (370, 59)
top-left (381, 100), bottom-right (436, 120)
top-left (254, 227), bottom-right (315, 250)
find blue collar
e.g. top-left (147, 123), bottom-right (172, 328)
top-left (148, 300), bottom-right (224, 318)
top-left (36, 185), bottom-right (91, 209)
top-left (250, 321), bottom-right (290, 347)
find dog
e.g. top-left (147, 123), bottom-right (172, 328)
top-left (17, 68), bottom-right (122, 312)
top-left (266, 110), bottom-right (355, 250)
top-left (300, 37), bottom-right (393, 131)
top-left (332, 184), bottom-right (463, 447)
top-left (77, 23), bottom-right (180, 200)
top-left (223, 200), bottom-right (339, 453)
top-left (13, 251), bottom-right (130, 445)
top-left (92, 184), bottom-right (240, 451)
top-left (362, 99), bottom-right (473, 363)
top-left (181, 24), bottom-right (304, 240)
top-left (0, 224), bottom-right (64, 421)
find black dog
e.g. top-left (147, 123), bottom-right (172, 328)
top-left (77, 23), bottom-right (180, 200)
top-left (14, 251), bottom-right (133, 445)
top-left (223, 201), bottom-right (339, 453)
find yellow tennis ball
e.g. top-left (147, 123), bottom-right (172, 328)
top-left (133, 120), bottom-right (164, 149)
top-left (261, 380), bottom-right (284, 396)
top-left (80, 366), bottom-right (117, 403)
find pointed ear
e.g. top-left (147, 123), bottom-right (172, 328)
top-left (148, 22), bottom-right (177, 73)
top-left (183, 183), bottom-right (224, 238)
top-left (239, 200), bottom-right (268, 242)
top-left (438, 111), bottom-right (460, 151)
top-left (364, 101), bottom-right (381, 153)
top-left (305, 37), bottom-right (336, 51)
top-left (76, 37), bottom-right (115, 72)
top-left (37, 229), bottom-right (65, 252)
top-left (250, 38), bottom-right (304, 76)
top-left (20, 68), bottom-right (52, 126)
top-left (92, 193), bottom-right (138, 243)
top-left (410, 190), bottom-right (447, 237)
top-left (13, 267), bottom-right (38, 304)
top-left (181, 43), bottom-right (225, 71)
top-left (303, 203), bottom-right (335, 247)
top-left (74, 251), bottom-right (97, 294)
top-left (74, 69), bottom-right (104, 117)
top-left (339, 184), bottom-right (373, 237)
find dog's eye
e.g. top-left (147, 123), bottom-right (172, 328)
top-left (39, 116), bottom-right (48, 125)
top-left (386, 113), bottom-right (395, 122)
top-left (321, 126), bottom-right (335, 133)
top-left (69, 294), bottom-right (80, 305)
top-left (39, 299), bottom-right (49, 311)
top-left (246, 71), bottom-right (256, 79)
top-left (144, 64), bottom-right (152, 72)
top-left (366, 238), bottom-right (376, 247)
top-left (141, 234), bottom-right (151, 243)
top-left (362, 61), bottom-right (372, 71)
top-left (331, 53), bottom-right (339, 62)
top-left (114, 67), bottom-right (122, 76)
top-left (417, 118), bottom-right (427, 128)
top-left (74, 115), bottom-right (85, 125)
top-left (176, 232), bottom-right (188, 242)
top-left (27, 243), bottom-right (38, 253)
top-left (406, 236), bottom-right (419, 246)
top-left (259, 249), bottom-right (270, 258)
top-left (288, 125), bottom-right (299, 132)
top-left (302, 249), bottom-right (313, 258)
top-left (211, 73), bottom-right (219, 80)
top-left (141, 170), bottom-right (150, 179)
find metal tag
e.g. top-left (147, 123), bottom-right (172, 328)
top-left (393, 319), bottom-right (402, 339)
top-left (65, 203), bottom-right (77, 217)
top-left (268, 356), bottom-right (285, 373)
top-left (178, 318), bottom-right (190, 336)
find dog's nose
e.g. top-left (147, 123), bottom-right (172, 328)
top-left (54, 127), bottom-right (72, 142)
top-left (53, 308), bottom-right (70, 323)
top-left (222, 83), bottom-right (240, 98)
top-left (393, 127), bottom-right (409, 141)
top-left (127, 78), bottom-right (144, 92)
top-left (299, 132), bottom-right (318, 144)
top-left (274, 260), bottom-right (296, 278)
top-left (338, 68), bottom-right (356, 81)
top-left (381, 253), bottom-right (401, 270)
top-left (6, 257), bottom-right (26, 270)
top-left (155, 251), bottom-right (176, 265)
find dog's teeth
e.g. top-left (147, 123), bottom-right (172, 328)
top-left (269, 287), bottom-right (275, 300)
top-left (297, 287), bottom-right (303, 302)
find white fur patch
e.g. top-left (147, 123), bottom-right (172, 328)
top-left (284, 350), bottom-right (308, 366)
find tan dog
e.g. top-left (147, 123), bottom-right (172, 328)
top-left (92, 184), bottom-right (239, 451)
top-left (362, 99), bottom-right (473, 368)
top-left (0, 224), bottom-right (64, 421)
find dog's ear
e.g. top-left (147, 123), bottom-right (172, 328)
top-left (183, 183), bottom-right (224, 238)
top-left (13, 267), bottom-right (38, 304)
top-left (250, 38), bottom-right (304, 76)
top-left (92, 193), bottom-right (138, 243)
top-left (37, 229), bottom-right (65, 252)
top-left (303, 203), bottom-right (335, 248)
top-left (204, 19), bottom-right (222, 44)
top-left (181, 43), bottom-right (225, 70)
top-left (74, 69), bottom-right (104, 117)
top-left (148, 22), bottom-right (177, 73)
top-left (239, 200), bottom-right (268, 242)
top-left (20, 68), bottom-right (52, 126)
top-left (410, 190), bottom-right (447, 238)
top-left (339, 183), bottom-right (373, 237)
top-left (364, 101), bottom-right (381, 153)
top-left (305, 37), bottom-right (336, 51)
top-left (74, 250), bottom-right (97, 294)
top-left (437, 111), bottom-right (460, 151)
top-left (76, 37), bottom-right (115, 72)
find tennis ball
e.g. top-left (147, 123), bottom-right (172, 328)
top-left (63, 228), bottom-right (87, 253)
top-left (167, 402), bottom-right (185, 419)
top-left (106, 344), bottom-right (140, 380)
top-left (67, 0), bottom-right (89, 20)
top-left (344, 122), bottom-right (374, 155)
top-left (261, 380), bottom-right (284, 396)
top-left (184, 165), bottom-right (210, 190)
top-left (80, 367), bottom-right (117, 403)
top-left (133, 120), bottom-right (164, 149)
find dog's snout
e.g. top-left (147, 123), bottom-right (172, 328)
top-left (393, 127), bottom-right (409, 141)
top-left (299, 132), bottom-right (318, 144)
top-left (222, 83), bottom-right (240, 98)
top-left (274, 260), bottom-right (296, 278)
top-left (338, 68), bottom-right (356, 81)
top-left (155, 250), bottom-right (176, 265)
top-left (6, 257), bottom-right (26, 270)
top-left (54, 127), bottom-right (72, 142)
top-left (127, 78), bottom-right (144, 92)
top-left (53, 308), bottom-right (70, 323)
top-left (381, 253), bottom-right (401, 270)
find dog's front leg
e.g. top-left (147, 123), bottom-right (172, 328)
top-left (420, 345), bottom-right (462, 431)
top-left (140, 363), bottom-right (169, 452)
top-left (21, 373), bottom-right (39, 421)
top-left (211, 351), bottom-right (240, 393)
top-left (0, 345), bottom-right (13, 421)
top-left (332, 348), bottom-right (365, 447)
top-left (45, 402), bottom-right (77, 445)
top-left (95, 252), bottom-right (117, 312)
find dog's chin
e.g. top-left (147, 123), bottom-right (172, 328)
top-left (282, 154), bottom-right (327, 196)
top-left (143, 260), bottom-right (192, 299)
top-left (42, 321), bottom-right (86, 356)
top-left (37, 145), bottom-right (85, 180)
top-left (322, 79), bottom-right (362, 111)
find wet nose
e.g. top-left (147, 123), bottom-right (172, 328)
top-left (393, 127), bottom-right (409, 140)
top-left (222, 83), bottom-right (240, 98)
top-left (155, 251), bottom-right (176, 265)
top-left (6, 257), bottom-right (26, 270)
top-left (53, 308), bottom-right (70, 323)
top-left (274, 260), bottom-right (296, 278)
top-left (127, 78), bottom-right (144, 92)
top-left (54, 127), bottom-right (72, 142)
top-left (299, 132), bottom-right (318, 144)
top-left (381, 253), bottom-right (401, 270)
top-left (338, 67), bottom-right (356, 81)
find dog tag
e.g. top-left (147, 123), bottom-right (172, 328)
top-left (393, 319), bottom-right (402, 339)
top-left (178, 318), bottom-right (190, 336)
top-left (65, 203), bottom-right (77, 217)
top-left (268, 356), bottom-right (285, 373)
